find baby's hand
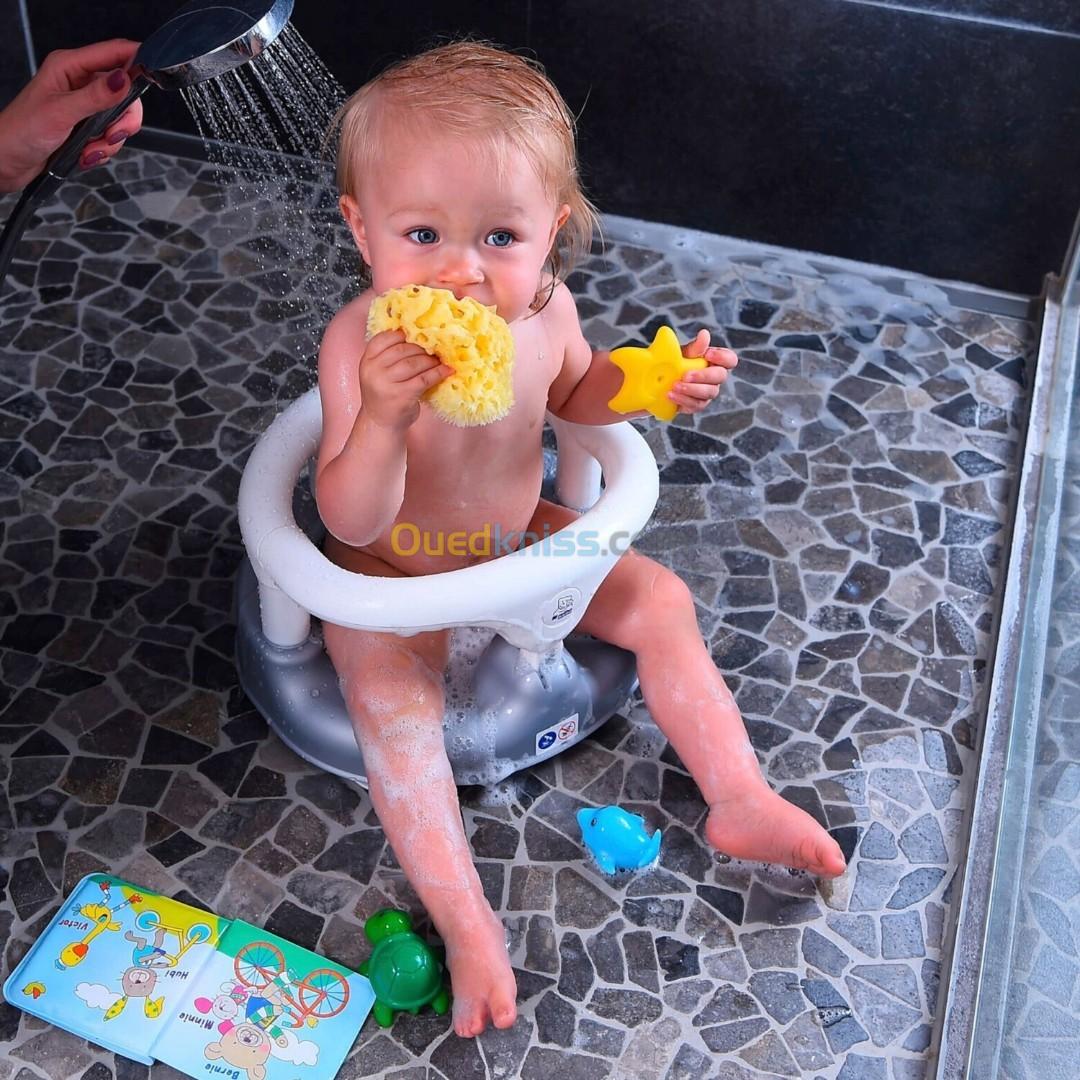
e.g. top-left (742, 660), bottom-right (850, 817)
top-left (359, 329), bottom-right (454, 432)
top-left (668, 329), bottom-right (738, 414)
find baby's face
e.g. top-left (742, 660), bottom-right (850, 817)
top-left (344, 130), bottom-right (568, 323)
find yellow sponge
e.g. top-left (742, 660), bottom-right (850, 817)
top-left (367, 285), bottom-right (515, 427)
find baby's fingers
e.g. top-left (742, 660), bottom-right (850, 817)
top-left (388, 350), bottom-right (449, 383)
top-left (668, 388), bottom-right (709, 413)
top-left (705, 346), bottom-right (738, 369)
top-left (671, 380), bottom-right (719, 402)
top-left (681, 366), bottom-right (730, 388)
top-left (682, 328), bottom-right (711, 358)
top-left (410, 362), bottom-right (454, 391)
top-left (670, 377), bottom-right (720, 415)
top-left (366, 336), bottom-right (427, 370)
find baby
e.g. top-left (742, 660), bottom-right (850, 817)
top-left (316, 41), bottom-right (846, 1037)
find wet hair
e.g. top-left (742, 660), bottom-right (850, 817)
top-left (329, 40), bottom-right (600, 311)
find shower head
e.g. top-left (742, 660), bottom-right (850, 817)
top-left (0, 0), bottom-right (295, 293)
top-left (133, 0), bottom-right (295, 90)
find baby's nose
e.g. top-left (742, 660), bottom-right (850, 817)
top-left (436, 248), bottom-right (483, 288)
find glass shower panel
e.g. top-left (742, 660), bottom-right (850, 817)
top-left (966, 215), bottom-right (1080, 1076)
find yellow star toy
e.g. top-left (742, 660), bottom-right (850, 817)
top-left (608, 326), bottom-right (707, 422)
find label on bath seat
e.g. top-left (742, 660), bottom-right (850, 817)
top-left (536, 713), bottom-right (579, 756)
top-left (541, 588), bottom-right (581, 628)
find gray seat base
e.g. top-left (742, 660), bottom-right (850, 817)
top-left (235, 556), bottom-right (638, 789)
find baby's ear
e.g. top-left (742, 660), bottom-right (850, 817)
top-left (549, 203), bottom-right (571, 247)
top-left (339, 195), bottom-right (370, 264)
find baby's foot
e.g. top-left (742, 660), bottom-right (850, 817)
top-left (443, 907), bottom-right (517, 1037)
top-left (705, 775), bottom-right (847, 878)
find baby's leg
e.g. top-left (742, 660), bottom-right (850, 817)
top-left (527, 501), bottom-right (845, 878)
top-left (322, 542), bottom-right (516, 1036)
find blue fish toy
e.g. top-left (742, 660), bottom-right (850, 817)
top-left (576, 806), bottom-right (662, 875)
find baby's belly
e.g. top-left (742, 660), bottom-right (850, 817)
top-left (360, 467), bottom-right (545, 576)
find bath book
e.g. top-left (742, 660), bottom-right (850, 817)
top-left (2, 874), bottom-right (375, 1080)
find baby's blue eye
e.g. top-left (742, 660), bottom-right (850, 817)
top-left (486, 229), bottom-right (515, 248)
top-left (407, 227), bottom-right (438, 245)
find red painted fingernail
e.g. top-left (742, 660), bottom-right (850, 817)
top-left (107, 130), bottom-right (130, 145)
top-left (107, 69), bottom-right (126, 92)
top-left (82, 151), bottom-right (106, 168)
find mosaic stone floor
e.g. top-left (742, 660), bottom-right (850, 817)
top-left (0, 151), bottom-right (1035, 1079)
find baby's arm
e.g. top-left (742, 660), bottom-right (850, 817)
top-left (315, 299), bottom-right (450, 546)
top-left (546, 283), bottom-right (737, 424)
top-left (546, 284), bottom-right (635, 426)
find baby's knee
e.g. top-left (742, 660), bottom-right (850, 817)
top-left (616, 559), bottom-right (695, 650)
top-left (636, 561), bottom-right (694, 624)
top-left (358, 658), bottom-right (443, 726)
top-left (330, 639), bottom-right (444, 732)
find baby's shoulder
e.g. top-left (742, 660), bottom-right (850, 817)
top-left (319, 290), bottom-right (374, 368)
top-left (543, 279), bottom-right (582, 326)
top-left (326, 289), bottom-right (375, 340)
top-left (534, 280), bottom-right (587, 351)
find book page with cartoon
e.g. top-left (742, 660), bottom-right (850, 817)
top-left (149, 918), bottom-right (375, 1080)
top-left (2, 874), bottom-right (227, 1063)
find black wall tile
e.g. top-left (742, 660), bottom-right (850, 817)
top-left (531, 0), bottom-right (1080, 293)
top-left (0, 0), bottom-right (31, 109)
top-left (858, 0), bottom-right (1080, 36)
top-left (291, 0), bottom-right (528, 102)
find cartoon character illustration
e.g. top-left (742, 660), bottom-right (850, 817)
top-left (21, 982), bottom-right (46, 999)
top-left (103, 963), bottom-right (164, 1022)
top-left (204, 1021), bottom-right (279, 1080)
top-left (55, 880), bottom-right (142, 970)
top-left (201, 1006), bottom-right (323, 1076)
top-left (73, 900), bottom-right (216, 1022)
top-left (123, 925), bottom-right (170, 969)
top-left (201, 978), bottom-right (289, 1039)
top-left (83, 916), bottom-right (171, 1021)
top-left (102, 907), bottom-right (215, 1021)
top-left (194, 980), bottom-right (251, 1032)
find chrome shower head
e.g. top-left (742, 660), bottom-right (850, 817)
top-left (0, 0), bottom-right (296, 292)
top-left (133, 0), bottom-right (295, 90)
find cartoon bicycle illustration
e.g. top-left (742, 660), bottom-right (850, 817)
top-left (233, 939), bottom-right (349, 1029)
top-left (132, 908), bottom-right (214, 968)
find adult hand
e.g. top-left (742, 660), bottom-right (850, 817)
top-left (0, 39), bottom-right (144, 194)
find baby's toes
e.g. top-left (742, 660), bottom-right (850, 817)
top-left (453, 998), bottom-right (488, 1038)
top-left (820, 838), bottom-right (848, 878)
top-left (799, 835), bottom-right (846, 878)
top-left (491, 988), bottom-right (517, 1029)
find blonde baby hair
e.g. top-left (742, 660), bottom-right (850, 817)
top-left (330, 39), bottom-right (600, 311)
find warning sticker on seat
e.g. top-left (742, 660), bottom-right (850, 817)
top-left (535, 713), bottom-right (579, 756)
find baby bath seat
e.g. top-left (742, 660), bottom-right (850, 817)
top-left (235, 387), bottom-right (659, 788)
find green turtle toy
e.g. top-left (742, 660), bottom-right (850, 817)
top-left (359, 908), bottom-right (451, 1027)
